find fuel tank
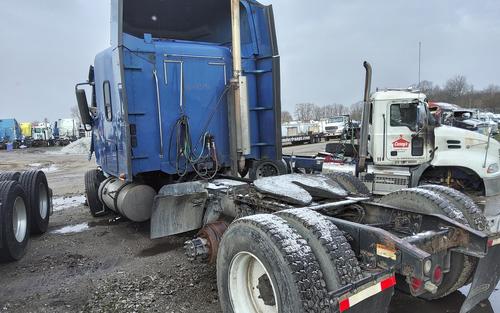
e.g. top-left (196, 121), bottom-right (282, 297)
top-left (98, 177), bottom-right (156, 222)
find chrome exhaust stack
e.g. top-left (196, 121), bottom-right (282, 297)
top-left (358, 61), bottom-right (372, 173)
top-left (230, 0), bottom-right (251, 176)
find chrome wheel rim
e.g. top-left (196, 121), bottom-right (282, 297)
top-left (39, 182), bottom-right (49, 219)
top-left (12, 196), bottom-right (28, 243)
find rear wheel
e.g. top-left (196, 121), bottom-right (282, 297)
top-left (418, 185), bottom-right (487, 284)
top-left (19, 170), bottom-right (50, 234)
top-left (0, 181), bottom-right (29, 262)
top-left (217, 214), bottom-right (330, 313)
top-left (380, 188), bottom-right (472, 299)
top-left (325, 172), bottom-right (370, 195)
top-left (84, 169), bottom-right (107, 217)
top-left (249, 160), bottom-right (287, 181)
top-left (418, 185), bottom-right (487, 231)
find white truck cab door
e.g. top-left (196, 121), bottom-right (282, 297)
top-left (386, 102), bottom-right (428, 164)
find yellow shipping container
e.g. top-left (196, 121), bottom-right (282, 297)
top-left (20, 122), bottom-right (32, 138)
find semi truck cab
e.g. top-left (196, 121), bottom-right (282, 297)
top-left (77, 0), bottom-right (282, 182)
top-left (324, 115), bottom-right (350, 139)
top-left (368, 91), bottom-right (432, 166)
top-left (365, 89), bottom-right (500, 198)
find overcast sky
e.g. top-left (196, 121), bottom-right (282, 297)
top-left (1, 0), bottom-right (499, 121)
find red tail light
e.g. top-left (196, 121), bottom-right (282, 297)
top-left (433, 266), bottom-right (443, 284)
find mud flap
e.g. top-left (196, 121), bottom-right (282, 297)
top-left (460, 245), bottom-right (500, 313)
top-left (346, 288), bottom-right (393, 313)
top-left (150, 182), bottom-right (208, 239)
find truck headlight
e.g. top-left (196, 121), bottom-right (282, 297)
top-left (488, 163), bottom-right (499, 174)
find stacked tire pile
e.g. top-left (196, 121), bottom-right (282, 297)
top-left (0, 170), bottom-right (52, 262)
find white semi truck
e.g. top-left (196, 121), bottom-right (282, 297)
top-left (319, 62), bottom-right (500, 231)
top-left (324, 115), bottom-right (350, 140)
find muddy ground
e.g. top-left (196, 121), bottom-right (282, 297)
top-left (0, 146), bottom-right (498, 313)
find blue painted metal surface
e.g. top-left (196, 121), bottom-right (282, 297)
top-left (0, 119), bottom-right (21, 142)
top-left (90, 0), bottom-right (281, 180)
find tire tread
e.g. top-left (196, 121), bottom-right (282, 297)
top-left (276, 209), bottom-right (364, 287)
top-left (236, 214), bottom-right (331, 312)
top-left (326, 172), bottom-right (370, 195)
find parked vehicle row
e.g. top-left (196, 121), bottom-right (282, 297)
top-left (0, 118), bottom-right (87, 149)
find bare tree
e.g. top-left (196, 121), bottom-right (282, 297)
top-left (281, 111), bottom-right (293, 123)
top-left (294, 103), bottom-right (316, 121)
top-left (348, 101), bottom-right (364, 121)
top-left (418, 80), bottom-right (442, 97)
top-left (443, 75), bottom-right (472, 102)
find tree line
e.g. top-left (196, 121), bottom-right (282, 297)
top-left (418, 75), bottom-right (500, 112)
top-left (282, 75), bottom-right (500, 123)
top-left (281, 102), bottom-right (364, 123)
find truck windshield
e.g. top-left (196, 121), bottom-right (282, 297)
top-left (328, 117), bottom-right (345, 123)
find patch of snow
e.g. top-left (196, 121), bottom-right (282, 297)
top-left (283, 208), bottom-right (334, 242)
top-left (52, 223), bottom-right (89, 234)
top-left (253, 174), bottom-right (347, 205)
top-left (48, 137), bottom-right (91, 155)
top-left (53, 195), bottom-right (86, 212)
top-left (40, 165), bottom-right (59, 173)
top-left (242, 214), bottom-right (311, 257)
top-left (28, 163), bottom-right (60, 173)
top-left (211, 179), bottom-right (248, 187)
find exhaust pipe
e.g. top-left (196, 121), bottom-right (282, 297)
top-left (231, 0), bottom-right (242, 81)
top-left (357, 61), bottom-right (372, 173)
top-left (230, 0), bottom-right (251, 175)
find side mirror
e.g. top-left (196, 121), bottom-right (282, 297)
top-left (75, 88), bottom-right (93, 128)
top-left (88, 66), bottom-right (95, 83)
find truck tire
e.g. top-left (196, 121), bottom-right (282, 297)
top-left (0, 171), bottom-right (21, 182)
top-left (326, 172), bottom-right (370, 195)
top-left (418, 185), bottom-right (488, 285)
top-left (0, 181), bottom-right (29, 262)
top-left (249, 159), bottom-right (287, 181)
top-left (276, 208), bottom-right (364, 291)
top-left (217, 214), bottom-right (331, 313)
top-left (379, 188), bottom-right (472, 299)
top-left (418, 185), bottom-right (488, 231)
top-left (19, 170), bottom-right (50, 234)
top-left (84, 169), bottom-right (107, 217)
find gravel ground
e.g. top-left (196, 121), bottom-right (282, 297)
top-left (0, 147), bottom-right (497, 313)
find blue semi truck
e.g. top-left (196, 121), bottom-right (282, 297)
top-left (0, 119), bottom-right (22, 149)
top-left (76, 1), bottom-right (500, 312)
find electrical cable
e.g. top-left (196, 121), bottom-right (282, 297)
top-left (119, 46), bottom-right (231, 180)
top-left (168, 83), bottom-right (231, 179)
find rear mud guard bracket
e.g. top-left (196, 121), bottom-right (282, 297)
top-left (150, 182), bottom-right (208, 239)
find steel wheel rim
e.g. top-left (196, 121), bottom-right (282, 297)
top-left (229, 252), bottom-right (278, 313)
top-left (12, 196), bottom-right (27, 243)
top-left (256, 163), bottom-right (278, 179)
top-left (38, 182), bottom-right (49, 219)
